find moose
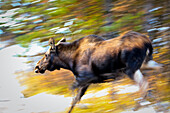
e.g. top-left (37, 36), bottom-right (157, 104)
top-left (35, 31), bottom-right (162, 113)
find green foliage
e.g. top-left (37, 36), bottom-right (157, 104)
top-left (15, 30), bottom-right (53, 47)
top-left (99, 11), bottom-right (145, 32)
top-left (1, 0), bottom-right (148, 47)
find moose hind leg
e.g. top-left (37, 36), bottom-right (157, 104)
top-left (125, 69), bottom-right (148, 98)
top-left (68, 84), bottom-right (89, 113)
top-left (134, 70), bottom-right (148, 98)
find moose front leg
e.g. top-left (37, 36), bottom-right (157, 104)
top-left (72, 65), bottom-right (98, 89)
top-left (68, 84), bottom-right (89, 113)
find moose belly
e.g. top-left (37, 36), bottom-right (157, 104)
top-left (91, 57), bottom-right (125, 74)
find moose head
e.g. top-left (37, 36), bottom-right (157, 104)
top-left (35, 38), bottom-right (66, 73)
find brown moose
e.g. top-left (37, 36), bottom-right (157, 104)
top-left (35, 31), bottom-right (162, 113)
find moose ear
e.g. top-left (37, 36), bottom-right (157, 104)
top-left (57, 38), bottom-right (66, 45)
top-left (60, 38), bottom-right (66, 42)
top-left (49, 38), bottom-right (55, 50)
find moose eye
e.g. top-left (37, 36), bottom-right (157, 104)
top-left (45, 54), bottom-right (48, 57)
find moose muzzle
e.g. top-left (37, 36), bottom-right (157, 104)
top-left (35, 66), bottom-right (39, 73)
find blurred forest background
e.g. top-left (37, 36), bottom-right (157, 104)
top-left (0, 0), bottom-right (169, 113)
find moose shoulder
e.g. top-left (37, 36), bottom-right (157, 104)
top-left (35, 31), bottom-right (162, 113)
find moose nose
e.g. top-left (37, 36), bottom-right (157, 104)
top-left (35, 69), bottom-right (39, 73)
top-left (35, 66), bottom-right (39, 73)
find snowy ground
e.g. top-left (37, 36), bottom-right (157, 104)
top-left (0, 45), bottom-right (71, 113)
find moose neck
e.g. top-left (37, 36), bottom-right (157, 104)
top-left (57, 43), bottom-right (78, 71)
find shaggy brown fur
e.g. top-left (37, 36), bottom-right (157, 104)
top-left (35, 31), bottom-right (153, 113)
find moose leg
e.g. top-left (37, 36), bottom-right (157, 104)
top-left (125, 69), bottom-right (149, 110)
top-left (73, 65), bottom-right (98, 89)
top-left (134, 69), bottom-right (148, 98)
top-left (134, 70), bottom-right (149, 110)
top-left (68, 84), bottom-right (89, 113)
top-left (125, 69), bottom-right (148, 98)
